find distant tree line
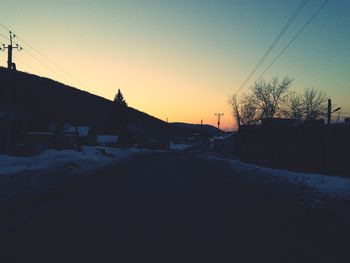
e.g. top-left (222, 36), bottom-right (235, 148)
top-left (229, 77), bottom-right (329, 128)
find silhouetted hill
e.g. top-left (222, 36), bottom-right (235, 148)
top-left (0, 68), bottom-right (219, 144)
top-left (0, 67), bottom-right (166, 135)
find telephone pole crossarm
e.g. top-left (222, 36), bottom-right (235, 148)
top-left (3, 31), bottom-right (22, 70)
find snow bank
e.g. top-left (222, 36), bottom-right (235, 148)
top-left (0, 146), bottom-right (149, 176)
top-left (169, 142), bottom-right (193, 151)
top-left (202, 153), bottom-right (350, 200)
top-left (96, 135), bottom-right (119, 145)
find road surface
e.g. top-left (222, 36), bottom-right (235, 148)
top-left (0, 151), bottom-right (349, 262)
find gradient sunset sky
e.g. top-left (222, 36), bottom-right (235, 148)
top-left (1, 0), bottom-right (349, 130)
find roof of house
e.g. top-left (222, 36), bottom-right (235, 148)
top-left (96, 135), bottom-right (119, 144)
top-left (65, 126), bottom-right (91, 137)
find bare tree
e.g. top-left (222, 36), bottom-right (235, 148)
top-left (230, 76), bottom-right (293, 128)
top-left (283, 92), bottom-right (303, 122)
top-left (230, 77), bottom-right (330, 127)
top-left (229, 94), bottom-right (241, 128)
top-left (301, 88), bottom-right (327, 121)
top-left (240, 93), bottom-right (259, 125)
top-left (229, 93), bottom-right (258, 128)
top-left (252, 77), bottom-right (293, 119)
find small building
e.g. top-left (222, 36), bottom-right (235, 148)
top-left (64, 125), bottom-right (95, 145)
top-left (96, 135), bottom-right (119, 147)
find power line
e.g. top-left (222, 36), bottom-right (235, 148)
top-left (21, 48), bottom-right (74, 86)
top-left (0, 32), bottom-right (10, 41)
top-left (12, 53), bottom-right (42, 75)
top-left (1, 25), bottom-right (69, 82)
top-left (236, 0), bottom-right (308, 96)
top-left (15, 35), bottom-right (89, 90)
top-left (0, 23), bottom-right (11, 32)
top-left (219, 0), bottom-right (329, 124)
top-left (0, 31), bottom-right (11, 57)
top-left (0, 27), bottom-right (63, 81)
top-left (0, 23), bottom-right (89, 90)
top-left (219, 0), bottom-right (308, 114)
top-left (1, 28), bottom-right (68, 82)
top-left (258, 0), bottom-right (329, 79)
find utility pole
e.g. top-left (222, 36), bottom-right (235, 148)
top-left (327, 98), bottom-right (341, 125)
top-left (327, 99), bottom-right (331, 125)
top-left (2, 31), bottom-right (22, 152)
top-left (214, 113), bottom-right (224, 130)
top-left (3, 31), bottom-right (22, 70)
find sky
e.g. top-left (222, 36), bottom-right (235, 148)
top-left (0, 0), bottom-right (349, 130)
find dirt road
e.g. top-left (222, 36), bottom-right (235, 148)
top-left (1, 152), bottom-right (349, 262)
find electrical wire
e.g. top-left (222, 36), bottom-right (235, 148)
top-left (0, 23), bottom-right (89, 90)
top-left (219, 0), bottom-right (329, 118)
top-left (0, 23), bottom-right (11, 32)
top-left (21, 48), bottom-right (74, 86)
top-left (236, 0), bottom-right (308, 95)
top-left (0, 32), bottom-right (9, 41)
top-left (258, 0), bottom-right (329, 79)
top-left (12, 53), bottom-right (41, 75)
top-left (218, 0), bottom-right (309, 114)
top-left (15, 35), bottom-right (89, 90)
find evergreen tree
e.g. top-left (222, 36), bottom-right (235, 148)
top-left (110, 88), bottom-right (127, 134)
top-left (114, 89), bottom-right (127, 107)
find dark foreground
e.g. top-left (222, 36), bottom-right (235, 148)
top-left (0, 152), bottom-right (349, 263)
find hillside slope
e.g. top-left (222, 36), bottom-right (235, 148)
top-left (0, 68), bottom-right (221, 144)
top-left (0, 67), bottom-right (166, 134)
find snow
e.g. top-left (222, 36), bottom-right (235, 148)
top-left (213, 132), bottom-right (236, 140)
top-left (65, 126), bottom-right (90, 137)
top-left (169, 142), bottom-right (192, 151)
top-left (202, 153), bottom-right (350, 200)
top-left (96, 135), bottom-right (119, 144)
top-left (0, 146), bottom-right (149, 176)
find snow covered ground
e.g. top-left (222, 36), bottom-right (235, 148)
top-left (169, 142), bottom-right (193, 151)
top-left (0, 146), bottom-right (150, 176)
top-left (202, 153), bottom-right (350, 201)
top-left (0, 147), bottom-right (149, 230)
